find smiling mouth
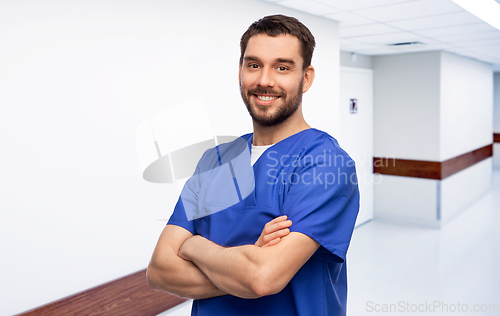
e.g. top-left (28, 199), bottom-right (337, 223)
top-left (253, 94), bottom-right (280, 106)
top-left (255, 95), bottom-right (279, 101)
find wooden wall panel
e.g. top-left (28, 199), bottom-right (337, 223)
top-left (374, 144), bottom-right (493, 180)
top-left (494, 133), bottom-right (500, 143)
top-left (16, 269), bottom-right (187, 316)
top-left (373, 157), bottom-right (441, 179)
top-left (441, 144), bottom-right (493, 179)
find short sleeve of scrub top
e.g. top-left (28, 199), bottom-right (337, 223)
top-left (278, 134), bottom-right (359, 263)
top-left (166, 148), bottom-right (213, 235)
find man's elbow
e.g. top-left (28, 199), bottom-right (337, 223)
top-left (146, 264), bottom-right (160, 290)
top-left (249, 280), bottom-right (273, 298)
top-left (146, 258), bottom-right (171, 292)
top-left (146, 261), bottom-right (196, 299)
top-left (248, 265), bottom-right (285, 298)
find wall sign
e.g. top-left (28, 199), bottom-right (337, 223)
top-left (350, 98), bottom-right (358, 114)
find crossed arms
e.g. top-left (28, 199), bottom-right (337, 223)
top-left (146, 216), bottom-right (320, 299)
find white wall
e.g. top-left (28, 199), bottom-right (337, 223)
top-left (494, 73), bottom-right (500, 133)
top-left (440, 158), bottom-right (492, 224)
top-left (495, 144), bottom-right (500, 168)
top-left (373, 51), bottom-right (441, 161)
top-left (0, 1), bottom-right (340, 315)
top-left (374, 175), bottom-right (440, 227)
top-left (372, 52), bottom-right (440, 226)
top-left (372, 51), bottom-right (493, 228)
top-left (340, 51), bottom-right (372, 69)
top-left (439, 52), bottom-right (493, 224)
top-left (494, 73), bottom-right (500, 169)
top-left (440, 52), bottom-right (493, 161)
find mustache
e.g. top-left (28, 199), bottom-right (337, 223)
top-left (247, 87), bottom-right (285, 97)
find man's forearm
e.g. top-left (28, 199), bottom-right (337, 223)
top-left (147, 245), bottom-right (226, 300)
top-left (179, 235), bottom-right (272, 299)
top-left (148, 217), bottom-right (293, 300)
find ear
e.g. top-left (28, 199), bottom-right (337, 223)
top-left (301, 65), bottom-right (315, 93)
top-left (238, 62), bottom-right (242, 84)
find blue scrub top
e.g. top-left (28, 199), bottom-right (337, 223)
top-left (168, 128), bottom-right (360, 316)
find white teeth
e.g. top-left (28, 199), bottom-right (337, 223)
top-left (257, 95), bottom-right (278, 101)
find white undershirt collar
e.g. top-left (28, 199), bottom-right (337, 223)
top-left (251, 143), bottom-right (274, 166)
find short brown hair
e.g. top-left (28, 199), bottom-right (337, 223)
top-left (240, 14), bottom-right (316, 70)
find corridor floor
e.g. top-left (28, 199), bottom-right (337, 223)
top-left (347, 169), bottom-right (500, 315)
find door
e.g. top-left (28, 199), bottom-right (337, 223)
top-left (339, 67), bottom-right (374, 226)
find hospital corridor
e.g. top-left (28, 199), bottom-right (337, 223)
top-left (2, 0), bottom-right (500, 315)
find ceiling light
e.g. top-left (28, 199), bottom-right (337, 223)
top-left (450, 0), bottom-right (500, 30)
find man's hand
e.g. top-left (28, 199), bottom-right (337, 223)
top-left (179, 215), bottom-right (292, 262)
top-left (254, 215), bottom-right (292, 247)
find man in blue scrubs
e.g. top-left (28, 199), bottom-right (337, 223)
top-left (147, 15), bottom-right (359, 316)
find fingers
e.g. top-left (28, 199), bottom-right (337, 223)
top-left (264, 215), bottom-right (291, 230)
top-left (255, 215), bottom-right (293, 247)
top-left (260, 227), bottom-right (291, 245)
top-left (262, 218), bottom-right (292, 236)
top-left (262, 237), bottom-right (281, 247)
top-left (266, 215), bottom-right (288, 226)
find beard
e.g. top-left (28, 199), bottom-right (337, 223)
top-left (240, 78), bottom-right (303, 127)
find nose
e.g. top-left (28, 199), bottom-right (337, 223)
top-left (256, 66), bottom-right (275, 88)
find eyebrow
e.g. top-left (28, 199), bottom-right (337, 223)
top-left (243, 56), bottom-right (296, 65)
top-left (276, 58), bottom-right (295, 65)
top-left (243, 56), bottom-right (260, 62)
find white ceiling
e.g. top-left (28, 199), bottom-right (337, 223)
top-left (260, 0), bottom-right (500, 71)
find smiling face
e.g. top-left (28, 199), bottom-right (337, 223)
top-left (239, 34), bottom-right (314, 127)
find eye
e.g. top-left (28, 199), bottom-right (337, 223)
top-left (248, 64), bottom-right (260, 69)
top-left (277, 66), bottom-right (288, 71)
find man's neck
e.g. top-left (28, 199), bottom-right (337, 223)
top-left (252, 107), bottom-right (311, 146)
